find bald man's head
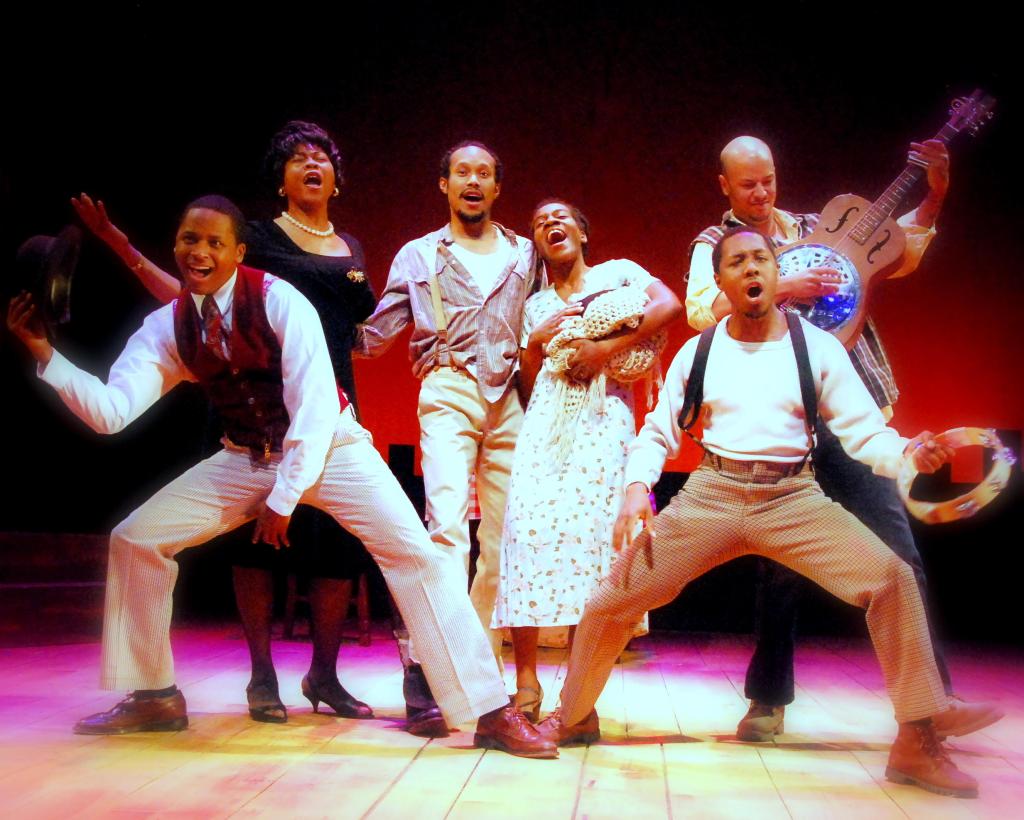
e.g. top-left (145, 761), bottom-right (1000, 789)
top-left (718, 136), bottom-right (777, 228)
top-left (719, 136), bottom-right (774, 174)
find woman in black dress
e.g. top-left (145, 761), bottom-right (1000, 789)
top-left (73, 121), bottom-right (376, 723)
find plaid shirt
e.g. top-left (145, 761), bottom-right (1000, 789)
top-left (690, 208), bottom-right (899, 410)
top-left (357, 223), bottom-right (535, 403)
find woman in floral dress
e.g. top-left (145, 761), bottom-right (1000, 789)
top-left (492, 199), bottom-right (682, 719)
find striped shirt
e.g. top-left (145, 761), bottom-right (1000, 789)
top-left (357, 223), bottom-right (536, 403)
top-left (686, 208), bottom-right (934, 411)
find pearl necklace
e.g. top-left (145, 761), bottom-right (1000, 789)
top-left (280, 210), bottom-right (334, 237)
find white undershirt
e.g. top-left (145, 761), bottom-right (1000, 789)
top-left (625, 317), bottom-right (909, 490)
top-left (449, 233), bottom-right (509, 295)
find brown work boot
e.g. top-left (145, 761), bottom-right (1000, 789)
top-left (885, 720), bottom-right (979, 798)
top-left (536, 707), bottom-right (601, 746)
top-left (932, 696), bottom-right (1005, 739)
top-left (74, 690), bottom-right (188, 735)
top-left (474, 705), bottom-right (559, 759)
top-left (736, 701), bottom-right (785, 742)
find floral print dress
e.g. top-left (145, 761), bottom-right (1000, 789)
top-left (492, 259), bottom-right (657, 627)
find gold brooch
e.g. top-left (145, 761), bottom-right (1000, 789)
top-left (346, 269), bottom-right (366, 283)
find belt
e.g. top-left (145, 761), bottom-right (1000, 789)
top-left (702, 451), bottom-right (809, 481)
top-left (222, 407), bottom-right (355, 461)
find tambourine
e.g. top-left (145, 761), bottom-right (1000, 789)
top-left (897, 427), bottom-right (1016, 524)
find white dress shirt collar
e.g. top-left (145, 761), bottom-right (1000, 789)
top-left (189, 270), bottom-right (238, 322)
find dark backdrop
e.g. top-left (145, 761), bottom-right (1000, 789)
top-left (3, 5), bottom-right (1020, 644)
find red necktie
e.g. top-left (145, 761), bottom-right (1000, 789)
top-left (201, 295), bottom-right (228, 360)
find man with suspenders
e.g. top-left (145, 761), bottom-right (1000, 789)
top-left (357, 141), bottom-right (535, 736)
top-left (538, 226), bottom-right (981, 798)
top-left (685, 135), bottom-right (999, 742)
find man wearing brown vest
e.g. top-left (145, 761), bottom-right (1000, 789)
top-left (6, 195), bottom-right (555, 759)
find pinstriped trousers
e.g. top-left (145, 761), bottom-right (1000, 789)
top-left (559, 457), bottom-right (948, 726)
top-left (100, 410), bottom-right (509, 726)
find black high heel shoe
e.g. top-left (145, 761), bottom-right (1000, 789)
top-left (301, 675), bottom-right (374, 719)
top-left (246, 677), bottom-right (287, 724)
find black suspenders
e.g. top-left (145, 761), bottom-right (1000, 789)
top-left (678, 325), bottom-right (716, 434)
top-left (785, 312), bottom-right (818, 450)
top-left (676, 313), bottom-right (818, 461)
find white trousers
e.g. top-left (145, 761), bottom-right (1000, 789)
top-left (417, 367), bottom-right (523, 659)
top-left (100, 411), bottom-right (509, 725)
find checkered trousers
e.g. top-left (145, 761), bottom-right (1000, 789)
top-left (559, 457), bottom-right (948, 725)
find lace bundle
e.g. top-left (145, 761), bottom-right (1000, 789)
top-left (544, 286), bottom-right (666, 460)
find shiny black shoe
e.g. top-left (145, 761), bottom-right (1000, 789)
top-left (246, 677), bottom-right (287, 724)
top-left (403, 663), bottom-right (448, 737)
top-left (406, 704), bottom-right (449, 738)
top-left (301, 675), bottom-right (374, 719)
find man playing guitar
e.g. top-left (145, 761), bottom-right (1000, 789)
top-left (685, 135), bottom-right (1002, 743)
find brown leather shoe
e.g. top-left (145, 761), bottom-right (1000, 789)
top-left (736, 701), bottom-right (785, 742)
top-left (885, 721), bottom-right (979, 798)
top-left (536, 707), bottom-right (601, 746)
top-left (74, 691), bottom-right (188, 735)
top-left (474, 705), bottom-right (558, 758)
top-left (932, 696), bottom-right (1005, 739)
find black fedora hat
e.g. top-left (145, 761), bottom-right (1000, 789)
top-left (13, 224), bottom-right (81, 340)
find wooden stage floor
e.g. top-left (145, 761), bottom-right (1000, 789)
top-left (0, 626), bottom-right (1020, 818)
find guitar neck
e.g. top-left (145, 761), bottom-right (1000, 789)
top-left (848, 121), bottom-right (959, 244)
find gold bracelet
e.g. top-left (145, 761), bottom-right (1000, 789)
top-left (898, 427), bottom-right (1015, 524)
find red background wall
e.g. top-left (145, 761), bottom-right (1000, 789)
top-left (3, 7), bottom-right (1019, 528)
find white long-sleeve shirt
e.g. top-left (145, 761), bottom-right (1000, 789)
top-left (624, 317), bottom-right (909, 490)
top-left (39, 271), bottom-right (340, 516)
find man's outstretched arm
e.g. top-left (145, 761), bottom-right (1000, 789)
top-left (8, 291), bottom-right (184, 434)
